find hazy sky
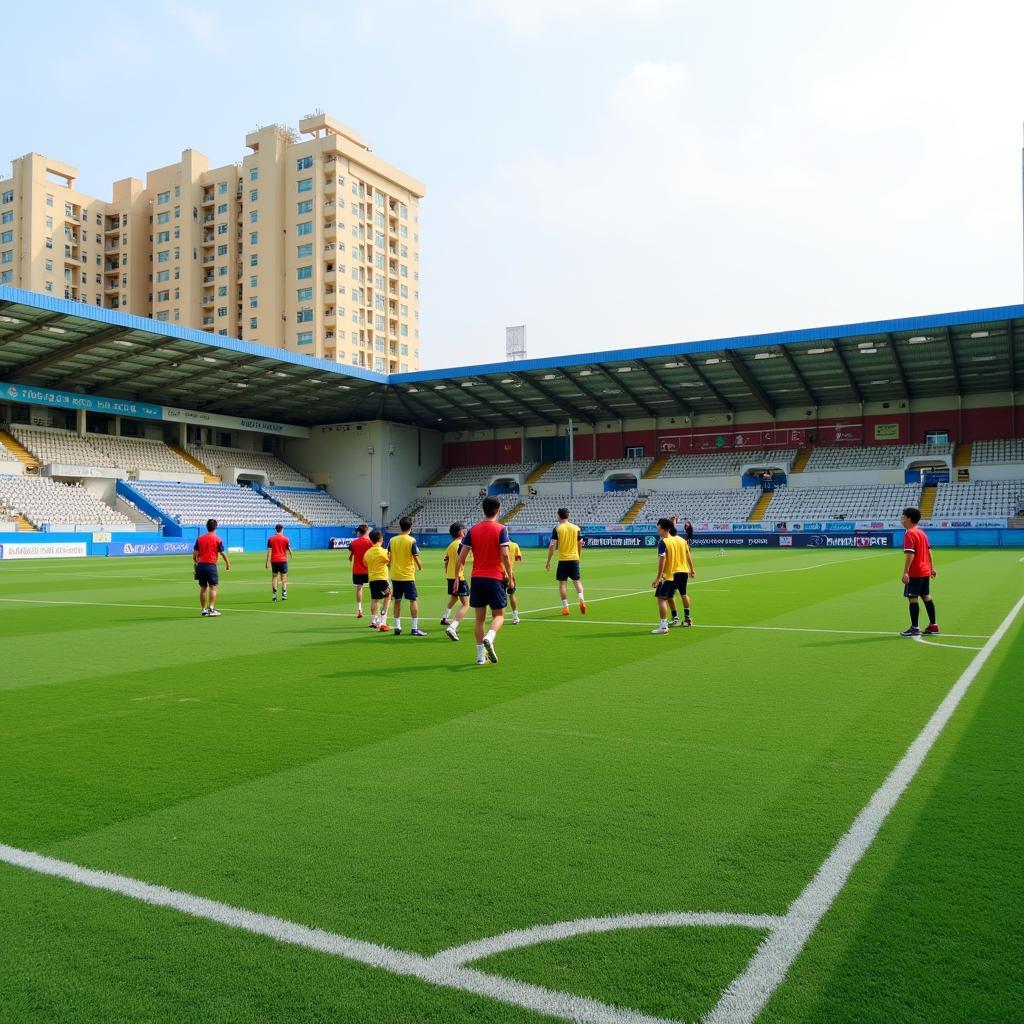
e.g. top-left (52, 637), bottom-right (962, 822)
top-left (4, 0), bottom-right (1023, 369)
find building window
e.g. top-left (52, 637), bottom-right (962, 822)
top-left (1, 211), bottom-right (12, 223)
top-left (156, 230), bottom-right (170, 243)
top-left (296, 243), bottom-right (312, 258)
top-left (297, 199), bottom-right (313, 214)
top-left (156, 211), bottom-right (170, 224)
top-left (45, 236), bottom-right (53, 249)
top-left (249, 189), bottom-right (258, 203)
top-left (217, 203), bottom-right (228, 215)
top-left (156, 289), bottom-right (170, 302)
top-left (296, 221), bottom-right (313, 237)
top-left (250, 254), bottom-right (258, 267)
top-left (297, 178), bottom-right (313, 193)
top-left (218, 266), bottom-right (228, 276)
top-left (46, 194), bottom-right (54, 207)
top-left (217, 306), bottom-right (228, 318)
top-left (296, 286), bottom-right (313, 301)
top-left (249, 317), bottom-right (258, 330)
top-left (0, 230), bottom-right (11, 244)
top-left (217, 223), bottom-right (228, 235)
top-left (297, 265), bottom-right (313, 281)
top-left (0, 270), bottom-right (12, 283)
top-left (217, 244), bottom-right (228, 256)
top-left (0, 250), bottom-right (11, 264)
top-left (44, 258), bottom-right (54, 271)
top-left (155, 310), bottom-right (169, 322)
top-left (249, 297), bottom-right (258, 309)
top-left (296, 308), bottom-right (313, 323)
top-left (297, 156), bottom-right (313, 171)
top-left (217, 182), bottom-right (228, 194)
top-left (400, 324), bottom-right (408, 336)
top-left (375, 315), bottom-right (385, 332)
top-left (157, 250), bottom-right (170, 262)
top-left (44, 280), bottom-right (53, 291)
top-left (249, 231), bottom-right (258, 245)
top-left (297, 331), bottom-right (313, 345)
top-left (249, 167), bottom-right (259, 181)
top-left (249, 210), bottom-right (258, 224)
top-left (156, 270), bottom-right (170, 282)
top-left (1, 190), bottom-right (13, 204)
top-left (218, 285), bottom-right (228, 297)
top-left (249, 275), bottom-right (258, 288)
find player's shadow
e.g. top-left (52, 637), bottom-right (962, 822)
top-left (800, 636), bottom-right (894, 648)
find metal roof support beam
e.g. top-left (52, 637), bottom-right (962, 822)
top-left (943, 328), bottom-right (962, 395)
top-left (426, 384), bottom-right (503, 428)
top-left (7, 326), bottom-right (130, 381)
top-left (470, 378), bottom-right (529, 428)
top-left (635, 360), bottom-right (695, 417)
top-left (830, 343), bottom-right (863, 404)
top-left (49, 336), bottom-right (177, 392)
top-left (483, 378), bottom-right (555, 426)
top-left (591, 365), bottom-right (658, 419)
top-left (776, 346), bottom-right (818, 406)
top-left (0, 313), bottom-right (68, 351)
top-left (724, 349), bottom-right (775, 417)
top-left (398, 388), bottom-right (457, 429)
top-left (679, 355), bottom-right (734, 413)
top-left (513, 374), bottom-right (593, 426)
top-left (885, 333), bottom-right (911, 400)
top-left (564, 372), bottom-right (621, 421)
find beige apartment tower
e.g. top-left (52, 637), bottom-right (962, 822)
top-left (0, 114), bottom-right (425, 373)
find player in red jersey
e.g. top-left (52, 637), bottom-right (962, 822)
top-left (265, 524), bottom-right (293, 602)
top-left (193, 518), bottom-right (231, 617)
top-left (454, 496), bottom-right (515, 665)
top-left (347, 524), bottom-right (372, 618)
top-left (899, 506), bottom-right (938, 637)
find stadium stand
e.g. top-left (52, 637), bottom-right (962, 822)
top-left (970, 439), bottom-right (1024, 464)
top-left (766, 484), bottom-right (922, 520)
top-left (803, 443), bottom-right (953, 470)
top-left (11, 427), bottom-right (117, 468)
top-left (263, 486), bottom-right (362, 525)
top-left (84, 435), bottom-right (197, 475)
top-left (187, 445), bottom-right (311, 484)
top-left (538, 458), bottom-right (652, 482)
top-left (509, 491), bottom-right (639, 528)
top-left (430, 462), bottom-right (537, 486)
top-left (658, 449), bottom-right (798, 477)
top-left (932, 481), bottom-right (1024, 518)
top-left (634, 489), bottom-right (761, 524)
top-left (0, 476), bottom-right (131, 528)
top-left (130, 481), bottom-right (301, 526)
top-left (390, 495), bottom-right (507, 532)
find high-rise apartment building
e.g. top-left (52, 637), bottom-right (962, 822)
top-left (0, 113), bottom-right (425, 372)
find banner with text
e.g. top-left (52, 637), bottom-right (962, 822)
top-left (1, 382), bottom-right (162, 420)
top-left (162, 406), bottom-right (310, 438)
top-left (0, 541), bottom-right (88, 559)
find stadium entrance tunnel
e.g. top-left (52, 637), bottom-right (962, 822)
top-left (604, 472), bottom-right (639, 491)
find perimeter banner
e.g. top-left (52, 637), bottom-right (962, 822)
top-left (107, 540), bottom-right (194, 557)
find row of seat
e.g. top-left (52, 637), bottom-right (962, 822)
top-left (131, 481), bottom-right (303, 527)
top-left (804, 443), bottom-right (952, 470)
top-left (635, 489), bottom-right (761, 524)
top-left (767, 485), bottom-right (923, 520)
top-left (932, 481), bottom-right (1024, 517)
top-left (264, 487), bottom-right (363, 525)
top-left (432, 463), bottom-right (538, 486)
top-left (971, 439), bottom-right (1024, 464)
top-left (188, 445), bottom-right (311, 484)
top-left (0, 475), bottom-right (132, 528)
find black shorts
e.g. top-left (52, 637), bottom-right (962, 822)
top-left (503, 577), bottom-right (516, 596)
top-left (904, 576), bottom-right (931, 598)
top-left (556, 560), bottom-right (581, 582)
top-left (655, 579), bottom-right (678, 599)
top-left (271, 561), bottom-right (288, 575)
top-left (352, 572), bottom-right (369, 586)
top-left (470, 577), bottom-right (507, 610)
top-left (447, 578), bottom-right (469, 598)
top-left (369, 580), bottom-right (390, 601)
top-left (673, 572), bottom-right (688, 595)
top-left (392, 580), bottom-right (418, 601)
top-left (195, 563), bottom-right (218, 587)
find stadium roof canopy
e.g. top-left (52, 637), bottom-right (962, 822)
top-left (2, 286), bottom-right (1022, 432)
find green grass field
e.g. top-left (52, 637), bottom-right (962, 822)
top-left (1, 546), bottom-right (1021, 1024)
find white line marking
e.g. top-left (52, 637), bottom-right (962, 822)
top-left (430, 912), bottom-right (783, 969)
top-left (0, 597), bottom-right (348, 620)
top-left (912, 636), bottom-right (984, 652)
top-left (0, 843), bottom-right (673, 1024)
top-left (524, 618), bottom-right (989, 641)
top-left (704, 592), bottom-right (1024, 1024)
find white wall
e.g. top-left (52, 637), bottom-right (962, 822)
top-left (285, 420), bottom-right (442, 523)
top-left (788, 469), bottom-right (907, 488)
top-left (0, 461), bottom-right (25, 476)
top-left (970, 464), bottom-right (1024, 481)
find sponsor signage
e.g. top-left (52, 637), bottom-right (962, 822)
top-left (330, 537), bottom-right (353, 549)
top-left (582, 535), bottom-right (655, 548)
top-left (730, 523), bottom-right (768, 532)
top-left (874, 422), bottom-right (900, 441)
top-left (0, 541), bottom-right (87, 559)
top-left (2, 381), bottom-right (162, 420)
top-left (802, 533), bottom-right (893, 548)
top-left (108, 540), bottom-right (194, 557)
top-left (92, 532), bottom-right (112, 544)
top-left (161, 406), bottom-right (310, 439)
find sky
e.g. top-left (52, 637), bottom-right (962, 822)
top-left (3, 0), bottom-right (1024, 369)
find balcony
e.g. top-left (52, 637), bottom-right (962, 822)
top-left (203, 213), bottom-right (215, 224)
top-left (322, 221), bottom-right (337, 237)
top-left (202, 233), bottom-right (215, 245)
top-left (324, 177), bottom-right (336, 192)
top-left (103, 281), bottom-right (119, 293)
top-left (104, 242), bottom-right (120, 253)
top-left (203, 275), bottom-right (215, 284)
top-left (202, 255), bottom-right (215, 264)
top-left (202, 294), bottom-right (215, 307)
top-left (201, 193), bottom-right (215, 206)
top-left (323, 243), bottom-right (336, 254)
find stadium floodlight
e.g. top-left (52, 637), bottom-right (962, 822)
top-left (754, 352), bottom-right (772, 359)
top-left (806, 347), bottom-right (831, 354)
top-left (907, 336), bottom-right (930, 343)
top-left (970, 331), bottom-right (990, 338)
top-left (860, 348), bottom-right (878, 354)
top-left (616, 367), bottom-right (632, 373)
top-left (705, 357), bottom-right (720, 365)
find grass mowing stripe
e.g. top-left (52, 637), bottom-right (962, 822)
top-left (705, 591), bottom-right (1024, 1024)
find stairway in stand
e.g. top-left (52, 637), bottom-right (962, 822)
top-left (642, 455), bottom-right (669, 479)
top-left (500, 502), bottom-right (524, 524)
top-left (0, 429), bottom-right (41, 472)
top-left (919, 483), bottom-right (937, 518)
top-left (15, 514), bottom-right (37, 532)
top-left (790, 448), bottom-right (812, 474)
top-left (748, 491), bottom-right (774, 522)
top-left (167, 443), bottom-right (221, 483)
top-left (953, 441), bottom-right (972, 468)
top-left (526, 462), bottom-right (553, 484)
top-left (620, 498), bottom-right (647, 524)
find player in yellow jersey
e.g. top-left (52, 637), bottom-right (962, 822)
top-left (505, 537), bottom-right (524, 624)
top-left (650, 517), bottom-right (696, 634)
top-left (387, 516), bottom-right (426, 636)
top-left (544, 507), bottom-right (586, 615)
top-left (363, 530), bottom-right (393, 632)
top-left (441, 521), bottom-right (470, 639)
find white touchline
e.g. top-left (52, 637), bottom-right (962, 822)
top-left (704, 592), bottom-right (1024, 1024)
top-left (913, 636), bottom-right (984, 652)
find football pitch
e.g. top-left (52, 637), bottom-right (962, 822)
top-left (1, 546), bottom-right (1021, 1024)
